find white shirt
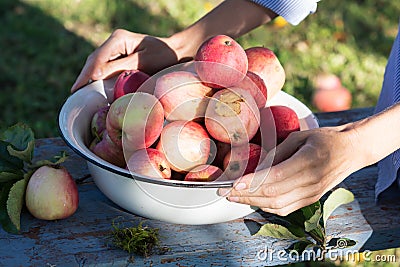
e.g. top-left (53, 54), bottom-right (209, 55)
top-left (251, 0), bottom-right (400, 199)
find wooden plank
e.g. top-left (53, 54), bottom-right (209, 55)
top-left (1, 107), bottom-right (400, 266)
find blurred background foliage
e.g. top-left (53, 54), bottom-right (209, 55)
top-left (1, 0), bottom-right (399, 138)
top-left (1, 0), bottom-right (400, 266)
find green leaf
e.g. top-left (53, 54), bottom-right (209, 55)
top-left (0, 182), bottom-right (18, 234)
top-left (30, 151), bottom-right (69, 169)
top-left (280, 208), bottom-right (306, 228)
top-left (286, 223), bottom-right (306, 238)
top-left (300, 201), bottom-right (323, 232)
top-left (256, 223), bottom-right (307, 241)
top-left (304, 208), bottom-right (322, 232)
top-left (1, 123), bottom-right (35, 164)
top-left (0, 170), bottom-right (24, 183)
top-left (0, 140), bottom-right (24, 173)
top-left (7, 174), bottom-right (30, 232)
top-left (7, 140), bottom-right (35, 164)
top-left (323, 188), bottom-right (354, 228)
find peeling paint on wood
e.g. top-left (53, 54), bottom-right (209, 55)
top-left (1, 107), bottom-right (400, 266)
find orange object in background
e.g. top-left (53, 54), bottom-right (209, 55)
top-left (312, 73), bottom-right (352, 112)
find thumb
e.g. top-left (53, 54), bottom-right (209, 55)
top-left (95, 53), bottom-right (141, 80)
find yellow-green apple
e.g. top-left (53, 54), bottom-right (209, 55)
top-left (237, 71), bottom-right (268, 109)
top-left (205, 88), bottom-right (260, 146)
top-left (260, 105), bottom-right (300, 144)
top-left (154, 71), bottom-right (214, 121)
top-left (90, 130), bottom-right (126, 168)
top-left (184, 164), bottom-right (224, 182)
top-left (156, 120), bottom-right (211, 173)
top-left (91, 105), bottom-right (110, 139)
top-left (106, 92), bottom-right (164, 155)
top-left (195, 35), bottom-right (248, 88)
top-left (25, 165), bottom-right (79, 220)
top-left (127, 148), bottom-right (171, 179)
top-left (245, 47), bottom-right (285, 100)
top-left (113, 69), bottom-right (150, 100)
top-left (223, 143), bottom-right (266, 179)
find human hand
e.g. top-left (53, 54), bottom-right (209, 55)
top-left (71, 29), bottom-right (181, 92)
top-left (218, 126), bottom-right (363, 216)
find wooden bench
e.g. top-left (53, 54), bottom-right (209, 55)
top-left (1, 107), bottom-right (400, 266)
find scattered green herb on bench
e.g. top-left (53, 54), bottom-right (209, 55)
top-left (110, 218), bottom-right (168, 257)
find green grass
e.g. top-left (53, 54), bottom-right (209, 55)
top-left (1, 0), bottom-right (399, 138)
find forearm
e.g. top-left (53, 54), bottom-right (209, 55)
top-left (345, 102), bottom-right (400, 168)
top-left (167, 0), bottom-right (277, 62)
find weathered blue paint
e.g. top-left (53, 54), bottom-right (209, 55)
top-left (2, 107), bottom-right (400, 266)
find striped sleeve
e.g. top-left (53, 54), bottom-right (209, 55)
top-left (374, 21), bottom-right (400, 200)
top-left (250, 0), bottom-right (320, 25)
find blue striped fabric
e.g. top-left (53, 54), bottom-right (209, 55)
top-left (250, 0), bottom-right (320, 25)
top-left (373, 22), bottom-right (400, 199)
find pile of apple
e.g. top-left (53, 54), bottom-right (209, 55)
top-left (89, 35), bottom-right (300, 182)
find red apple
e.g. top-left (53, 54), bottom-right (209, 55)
top-left (25, 165), bottom-right (79, 220)
top-left (223, 143), bottom-right (266, 180)
top-left (154, 71), bottom-right (214, 121)
top-left (106, 92), bottom-right (164, 156)
top-left (127, 148), bottom-right (171, 179)
top-left (113, 69), bottom-right (150, 100)
top-left (91, 105), bottom-right (110, 139)
top-left (184, 164), bottom-right (224, 182)
top-left (195, 35), bottom-right (248, 88)
top-left (245, 47), bottom-right (285, 100)
top-left (261, 105), bottom-right (300, 144)
top-left (156, 120), bottom-right (211, 172)
top-left (237, 71), bottom-right (268, 108)
top-left (205, 88), bottom-right (260, 146)
top-left (90, 130), bottom-right (126, 168)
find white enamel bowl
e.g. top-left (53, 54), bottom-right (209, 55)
top-left (58, 79), bottom-right (319, 225)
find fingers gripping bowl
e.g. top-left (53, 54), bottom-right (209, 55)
top-left (58, 75), bottom-right (319, 224)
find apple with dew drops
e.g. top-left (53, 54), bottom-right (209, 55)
top-left (25, 165), bottom-right (79, 220)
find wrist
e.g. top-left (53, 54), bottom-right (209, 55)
top-left (165, 30), bottom-right (203, 63)
top-left (340, 121), bottom-right (374, 170)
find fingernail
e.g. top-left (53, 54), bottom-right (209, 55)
top-left (218, 188), bottom-right (229, 196)
top-left (228, 196), bottom-right (239, 202)
top-left (235, 182), bottom-right (247, 190)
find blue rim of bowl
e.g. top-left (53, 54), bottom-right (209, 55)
top-left (57, 94), bottom-right (235, 189)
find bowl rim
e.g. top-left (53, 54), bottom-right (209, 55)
top-left (58, 79), bottom-right (319, 189)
